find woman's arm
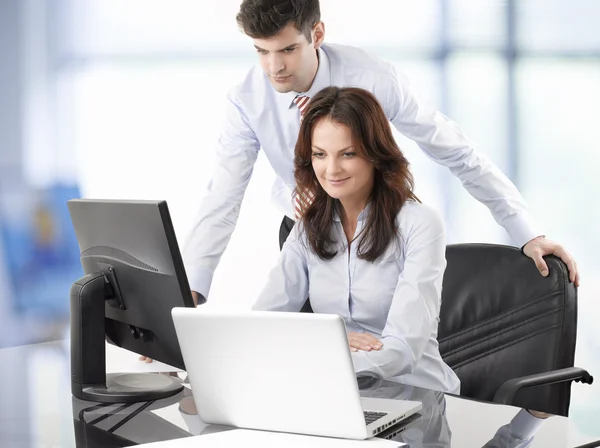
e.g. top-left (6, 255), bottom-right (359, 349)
top-left (352, 204), bottom-right (446, 379)
top-left (252, 225), bottom-right (310, 312)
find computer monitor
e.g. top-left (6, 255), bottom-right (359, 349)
top-left (67, 199), bottom-right (197, 403)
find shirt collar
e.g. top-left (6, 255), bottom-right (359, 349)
top-left (333, 201), bottom-right (371, 222)
top-left (276, 46), bottom-right (331, 111)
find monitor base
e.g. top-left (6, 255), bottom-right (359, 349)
top-left (74, 372), bottom-right (184, 403)
top-left (70, 272), bottom-right (184, 404)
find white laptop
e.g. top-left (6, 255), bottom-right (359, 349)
top-left (171, 309), bottom-right (422, 440)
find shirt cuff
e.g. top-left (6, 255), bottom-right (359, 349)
top-left (185, 265), bottom-right (214, 300)
top-left (501, 211), bottom-right (544, 249)
top-left (510, 409), bottom-right (547, 440)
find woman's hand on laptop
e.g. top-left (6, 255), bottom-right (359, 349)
top-left (347, 332), bottom-right (383, 352)
top-left (139, 356), bottom-right (153, 363)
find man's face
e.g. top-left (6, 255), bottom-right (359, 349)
top-left (252, 22), bottom-right (323, 93)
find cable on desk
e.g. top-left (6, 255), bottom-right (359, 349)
top-left (87, 402), bottom-right (136, 426)
top-left (78, 403), bottom-right (113, 422)
top-left (106, 400), bottom-right (156, 434)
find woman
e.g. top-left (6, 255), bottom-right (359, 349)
top-left (253, 86), bottom-right (460, 394)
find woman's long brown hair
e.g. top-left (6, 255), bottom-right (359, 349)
top-left (294, 86), bottom-right (418, 261)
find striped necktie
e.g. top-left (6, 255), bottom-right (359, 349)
top-left (293, 95), bottom-right (310, 121)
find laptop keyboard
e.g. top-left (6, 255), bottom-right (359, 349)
top-left (363, 411), bottom-right (387, 425)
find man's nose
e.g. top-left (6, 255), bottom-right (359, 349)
top-left (268, 54), bottom-right (284, 75)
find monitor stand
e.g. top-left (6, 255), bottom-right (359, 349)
top-left (70, 272), bottom-right (184, 403)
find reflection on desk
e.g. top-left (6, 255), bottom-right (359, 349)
top-left (71, 377), bottom-right (546, 448)
top-left (1, 341), bottom-right (599, 448)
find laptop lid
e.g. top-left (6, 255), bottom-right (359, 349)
top-left (171, 309), bottom-right (370, 439)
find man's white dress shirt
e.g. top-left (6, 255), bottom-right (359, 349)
top-left (183, 43), bottom-right (542, 299)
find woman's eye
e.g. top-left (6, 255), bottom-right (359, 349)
top-left (343, 152), bottom-right (356, 158)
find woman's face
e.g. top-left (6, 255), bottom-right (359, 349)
top-left (310, 117), bottom-right (374, 204)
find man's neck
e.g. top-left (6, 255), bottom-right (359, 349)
top-left (297, 49), bottom-right (320, 93)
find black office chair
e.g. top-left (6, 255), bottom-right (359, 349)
top-left (439, 243), bottom-right (593, 416)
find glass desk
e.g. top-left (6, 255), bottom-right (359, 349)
top-left (1, 341), bottom-right (598, 447)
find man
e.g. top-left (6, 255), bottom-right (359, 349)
top-left (183, 0), bottom-right (579, 306)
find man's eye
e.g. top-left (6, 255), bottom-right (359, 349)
top-left (284, 47), bottom-right (295, 53)
top-left (257, 49), bottom-right (268, 55)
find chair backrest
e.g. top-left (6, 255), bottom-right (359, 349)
top-left (439, 243), bottom-right (577, 415)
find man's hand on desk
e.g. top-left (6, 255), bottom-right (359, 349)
top-left (191, 291), bottom-right (201, 306)
top-left (139, 291), bottom-right (204, 364)
top-left (347, 332), bottom-right (383, 352)
top-left (522, 236), bottom-right (579, 287)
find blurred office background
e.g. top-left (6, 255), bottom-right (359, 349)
top-left (0, 0), bottom-right (598, 437)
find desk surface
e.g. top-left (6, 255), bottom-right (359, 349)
top-left (0, 341), bottom-right (598, 448)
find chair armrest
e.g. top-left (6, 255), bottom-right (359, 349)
top-left (493, 367), bottom-right (594, 405)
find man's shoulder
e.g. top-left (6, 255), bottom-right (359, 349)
top-left (228, 63), bottom-right (269, 105)
top-left (323, 43), bottom-right (393, 78)
top-left (323, 43), bottom-right (400, 115)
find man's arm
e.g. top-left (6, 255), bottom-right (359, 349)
top-left (382, 66), bottom-right (578, 285)
top-left (182, 90), bottom-right (260, 300)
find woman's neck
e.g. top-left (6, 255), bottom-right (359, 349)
top-left (339, 197), bottom-right (368, 241)
top-left (339, 196), bottom-right (368, 221)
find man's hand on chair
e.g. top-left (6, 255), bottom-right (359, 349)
top-left (522, 236), bottom-right (579, 287)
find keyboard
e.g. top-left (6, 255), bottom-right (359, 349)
top-left (363, 411), bottom-right (387, 425)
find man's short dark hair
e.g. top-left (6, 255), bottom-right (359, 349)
top-left (236, 0), bottom-right (321, 42)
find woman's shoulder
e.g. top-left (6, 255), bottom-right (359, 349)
top-left (284, 220), bottom-right (311, 254)
top-left (396, 200), bottom-right (445, 233)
